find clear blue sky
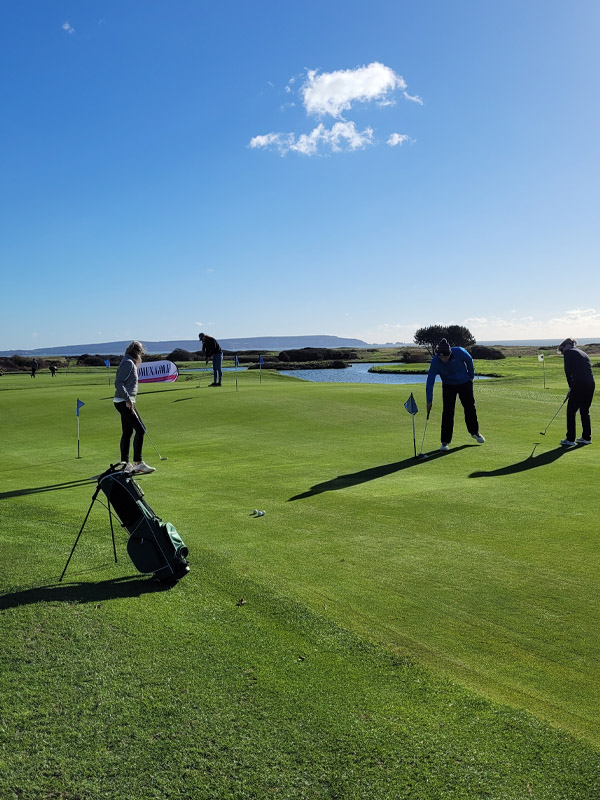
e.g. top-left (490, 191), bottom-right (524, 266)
top-left (1, 0), bottom-right (599, 350)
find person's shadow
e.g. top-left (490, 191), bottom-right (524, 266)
top-left (289, 445), bottom-right (474, 500)
top-left (469, 444), bottom-right (580, 478)
top-left (0, 575), bottom-right (170, 611)
top-left (0, 478), bottom-right (94, 501)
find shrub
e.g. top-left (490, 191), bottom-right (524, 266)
top-left (469, 345), bottom-right (505, 360)
top-left (401, 349), bottom-right (429, 364)
top-left (168, 348), bottom-right (193, 362)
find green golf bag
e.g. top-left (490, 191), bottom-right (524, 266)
top-left (98, 465), bottom-right (190, 583)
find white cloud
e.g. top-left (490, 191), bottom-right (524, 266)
top-left (251, 61), bottom-right (421, 157)
top-left (62, 21), bottom-right (75, 34)
top-left (403, 91), bottom-right (423, 105)
top-left (249, 122), bottom-right (373, 157)
top-left (302, 62), bottom-right (406, 118)
top-left (387, 133), bottom-right (411, 147)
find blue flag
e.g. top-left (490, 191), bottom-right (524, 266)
top-left (76, 399), bottom-right (85, 417)
top-left (404, 393), bottom-right (418, 416)
top-left (104, 359), bottom-right (110, 368)
top-left (259, 355), bottom-right (264, 366)
top-left (234, 354), bottom-right (239, 367)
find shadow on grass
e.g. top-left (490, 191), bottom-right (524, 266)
top-left (0, 575), bottom-right (169, 610)
top-left (0, 478), bottom-right (95, 500)
top-left (289, 445), bottom-right (475, 500)
top-left (469, 445), bottom-right (581, 478)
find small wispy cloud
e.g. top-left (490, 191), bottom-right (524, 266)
top-left (62, 21), bottom-right (75, 34)
top-left (250, 122), bottom-right (373, 157)
top-left (250, 61), bottom-right (421, 157)
top-left (387, 133), bottom-right (412, 147)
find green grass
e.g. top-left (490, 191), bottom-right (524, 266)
top-left (1, 363), bottom-right (599, 799)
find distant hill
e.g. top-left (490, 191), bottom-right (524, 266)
top-left (0, 335), bottom-right (371, 357)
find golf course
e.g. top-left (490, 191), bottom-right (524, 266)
top-left (1, 354), bottom-right (598, 799)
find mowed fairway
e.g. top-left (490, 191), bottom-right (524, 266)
top-left (1, 364), bottom-right (599, 799)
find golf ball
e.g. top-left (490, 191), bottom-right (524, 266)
top-left (258, 511), bottom-right (265, 517)
top-left (253, 509), bottom-right (259, 515)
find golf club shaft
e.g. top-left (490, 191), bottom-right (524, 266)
top-left (132, 407), bottom-right (166, 460)
top-left (540, 395), bottom-right (568, 435)
top-left (418, 410), bottom-right (430, 456)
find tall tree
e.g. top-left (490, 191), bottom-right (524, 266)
top-left (413, 325), bottom-right (476, 356)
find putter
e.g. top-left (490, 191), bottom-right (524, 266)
top-left (133, 408), bottom-right (168, 460)
top-left (539, 394), bottom-right (569, 436)
top-left (418, 409), bottom-right (431, 458)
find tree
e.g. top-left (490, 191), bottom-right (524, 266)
top-left (414, 325), bottom-right (476, 356)
top-left (413, 325), bottom-right (447, 357)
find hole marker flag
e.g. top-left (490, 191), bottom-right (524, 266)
top-left (404, 393), bottom-right (418, 416)
top-left (538, 354), bottom-right (544, 362)
top-left (259, 355), bottom-right (264, 365)
top-left (104, 359), bottom-right (110, 368)
top-left (404, 392), bottom-right (418, 458)
top-left (76, 399), bottom-right (85, 458)
top-left (234, 354), bottom-right (239, 367)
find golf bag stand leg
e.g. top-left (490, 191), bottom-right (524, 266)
top-left (59, 485), bottom-right (118, 582)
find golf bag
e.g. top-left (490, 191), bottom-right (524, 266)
top-left (98, 464), bottom-right (190, 583)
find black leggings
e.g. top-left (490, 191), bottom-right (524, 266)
top-left (441, 380), bottom-right (480, 444)
top-left (114, 402), bottom-right (145, 462)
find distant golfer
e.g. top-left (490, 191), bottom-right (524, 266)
top-left (114, 341), bottom-right (155, 474)
top-left (557, 338), bottom-right (595, 446)
top-left (426, 338), bottom-right (485, 451)
top-left (198, 332), bottom-right (223, 387)
top-left (49, 364), bottom-right (57, 377)
top-left (30, 358), bottom-right (38, 378)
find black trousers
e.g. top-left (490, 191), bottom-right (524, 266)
top-left (566, 382), bottom-right (595, 441)
top-left (114, 402), bottom-right (145, 462)
top-left (441, 380), bottom-right (479, 444)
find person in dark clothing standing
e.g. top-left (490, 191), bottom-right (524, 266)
top-left (558, 338), bottom-right (595, 446)
top-left (114, 341), bottom-right (155, 474)
top-left (30, 359), bottom-right (38, 378)
top-left (198, 333), bottom-right (223, 386)
top-left (426, 338), bottom-right (485, 451)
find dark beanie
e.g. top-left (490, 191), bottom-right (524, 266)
top-left (437, 338), bottom-right (451, 355)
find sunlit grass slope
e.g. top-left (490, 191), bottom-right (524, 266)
top-left (0, 363), bottom-right (598, 799)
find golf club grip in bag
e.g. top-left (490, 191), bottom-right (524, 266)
top-left (98, 466), bottom-right (189, 583)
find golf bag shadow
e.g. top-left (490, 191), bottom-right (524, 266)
top-left (98, 464), bottom-right (190, 584)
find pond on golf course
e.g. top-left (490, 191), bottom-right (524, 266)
top-left (278, 363), bottom-right (492, 385)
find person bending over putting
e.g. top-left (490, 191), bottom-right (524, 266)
top-left (113, 341), bottom-right (155, 475)
top-left (198, 332), bottom-right (223, 386)
top-left (557, 338), bottom-right (595, 446)
top-left (426, 338), bottom-right (485, 451)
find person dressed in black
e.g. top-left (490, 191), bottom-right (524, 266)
top-left (558, 338), bottom-right (595, 446)
top-left (30, 359), bottom-right (38, 378)
top-left (113, 341), bottom-right (155, 474)
top-left (198, 332), bottom-right (223, 386)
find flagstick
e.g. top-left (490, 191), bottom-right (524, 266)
top-left (412, 413), bottom-right (416, 458)
top-left (77, 416), bottom-right (81, 459)
top-left (543, 358), bottom-right (546, 389)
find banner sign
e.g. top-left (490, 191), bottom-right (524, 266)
top-left (138, 360), bottom-right (179, 384)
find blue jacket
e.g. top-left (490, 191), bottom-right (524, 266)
top-left (426, 347), bottom-right (474, 402)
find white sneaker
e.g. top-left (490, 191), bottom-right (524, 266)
top-left (576, 437), bottom-right (591, 445)
top-left (122, 462), bottom-right (135, 473)
top-left (471, 433), bottom-right (485, 443)
top-left (560, 439), bottom-right (576, 447)
top-left (130, 461), bottom-right (156, 474)
top-left (439, 443), bottom-right (449, 451)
